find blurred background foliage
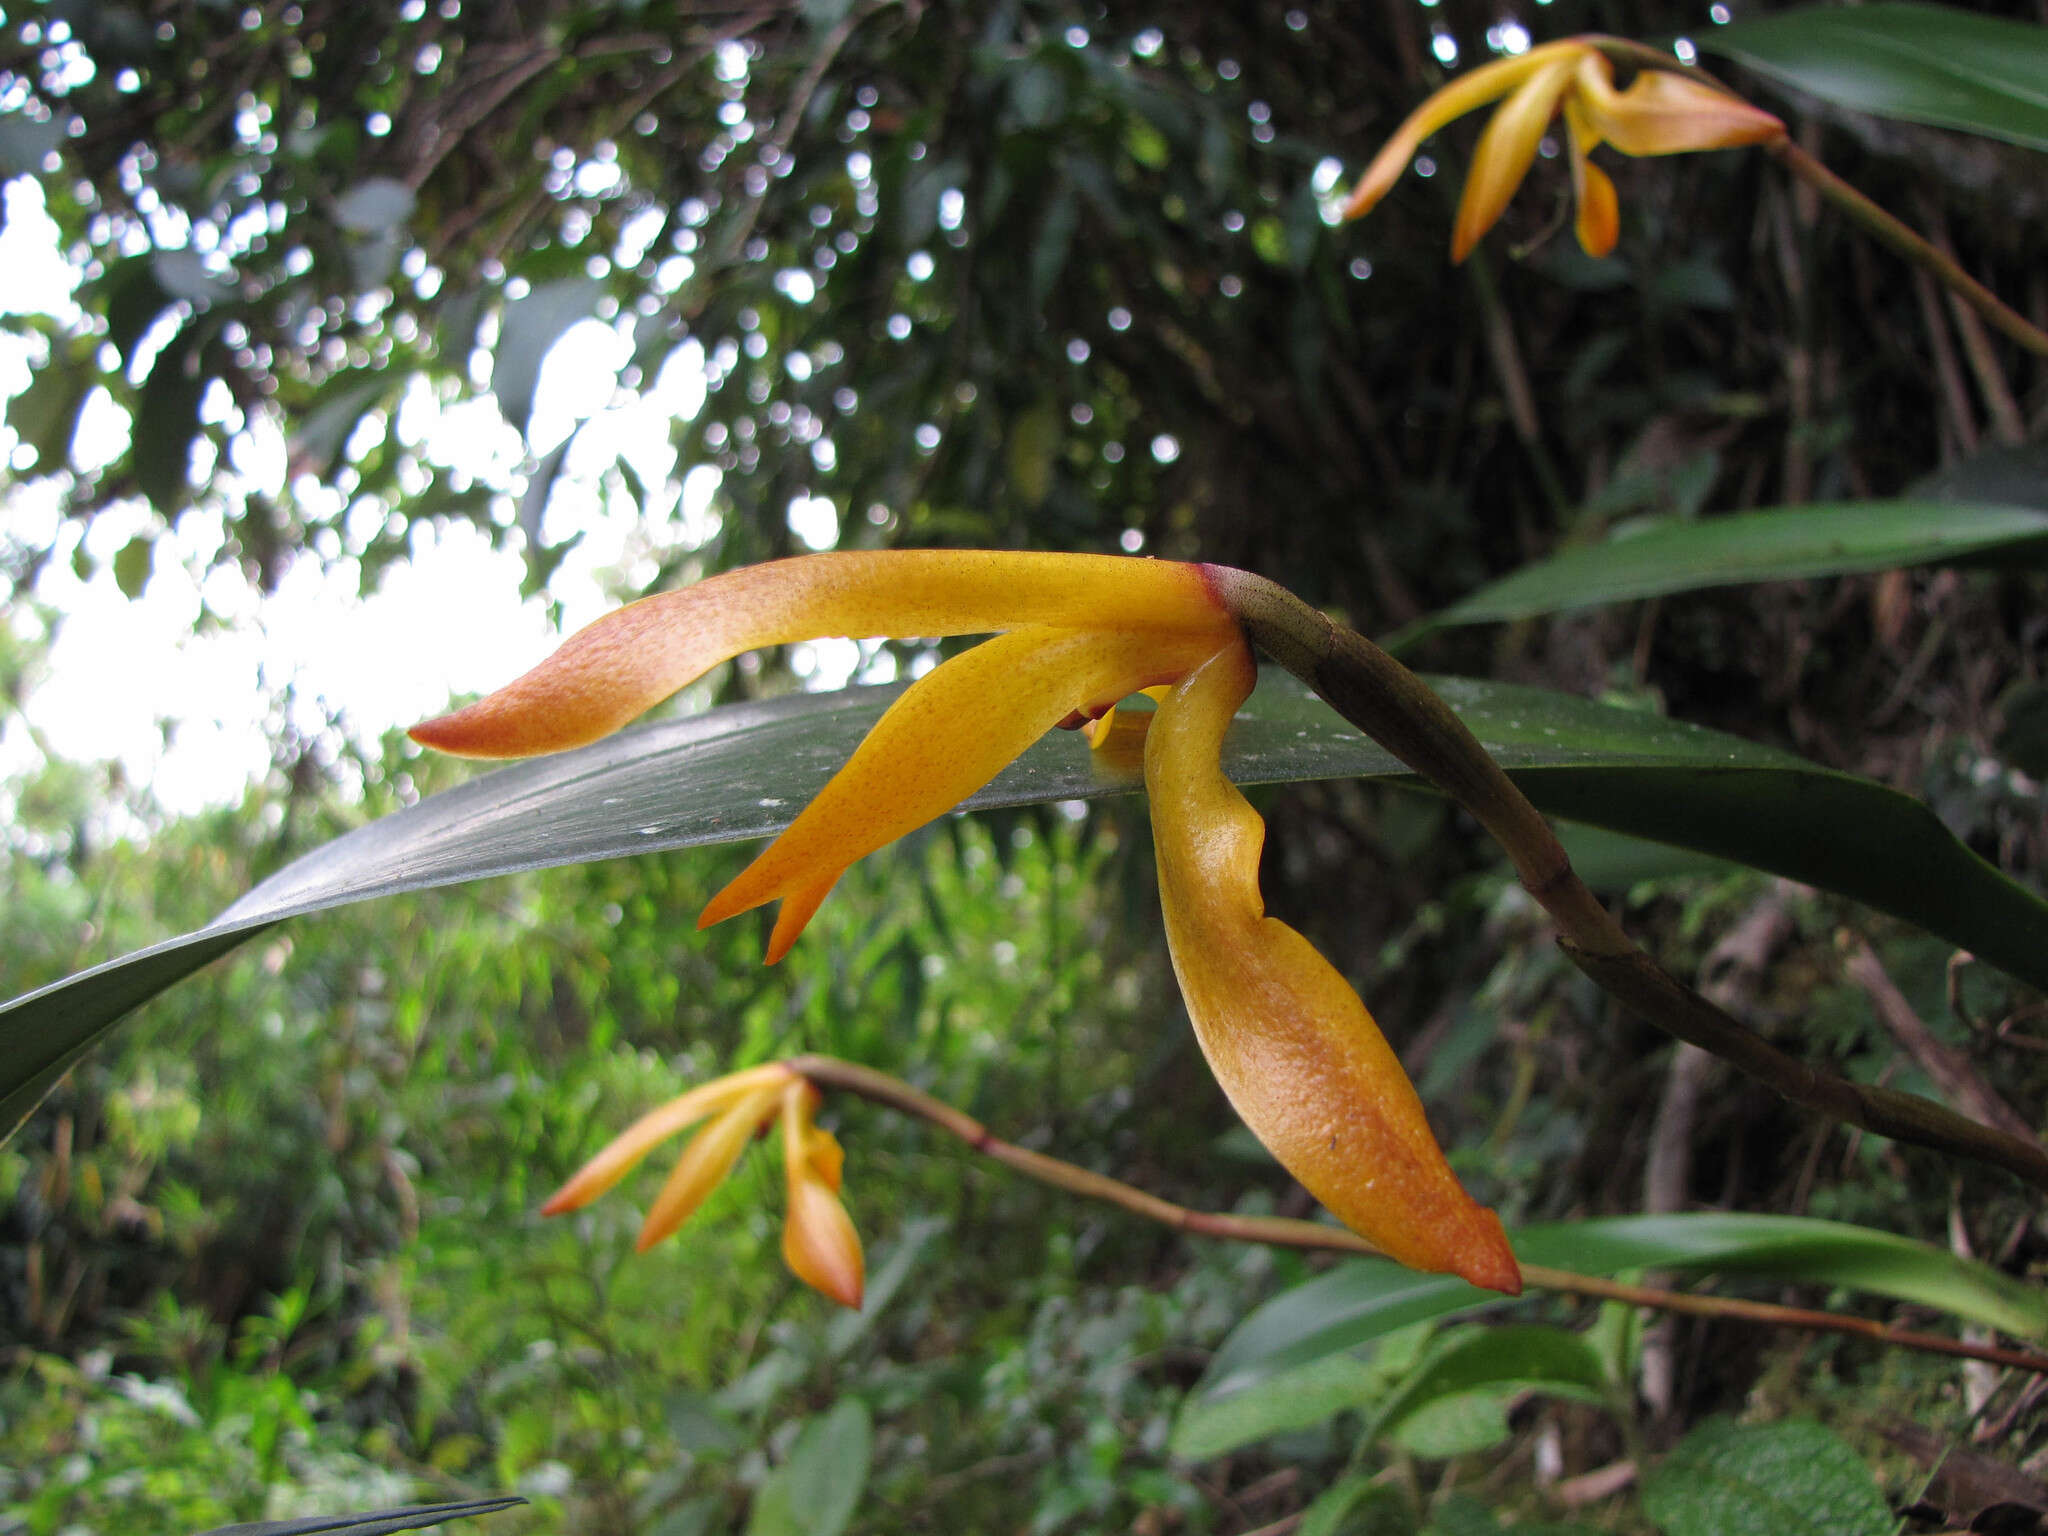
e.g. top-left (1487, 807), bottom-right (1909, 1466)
top-left (2, 0), bottom-right (2046, 1531)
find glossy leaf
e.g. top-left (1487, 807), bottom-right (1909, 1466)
top-left (1705, 3), bottom-right (2048, 152)
top-left (1386, 501), bottom-right (2048, 644)
top-left (1192, 1212), bottom-right (2048, 1409)
top-left (7, 672), bottom-right (2047, 1138)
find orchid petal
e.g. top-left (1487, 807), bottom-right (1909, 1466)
top-left (698, 622), bottom-right (1230, 952)
top-left (1563, 99), bottom-right (1621, 258)
top-left (636, 1081), bottom-right (785, 1250)
top-left (1145, 643), bottom-right (1521, 1294)
top-left (1572, 53), bottom-right (1784, 157)
top-left (542, 1062), bottom-right (795, 1215)
top-left (1343, 41), bottom-right (1585, 222)
top-left (1450, 53), bottom-right (1580, 263)
top-left (411, 552), bottom-right (1229, 758)
top-left (780, 1085), bottom-right (864, 1308)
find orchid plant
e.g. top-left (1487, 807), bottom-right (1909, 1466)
top-left (413, 552), bottom-right (1523, 1299)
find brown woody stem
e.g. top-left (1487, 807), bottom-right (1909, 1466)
top-left (1202, 566), bottom-right (2048, 1193)
top-left (785, 1056), bottom-right (2048, 1377)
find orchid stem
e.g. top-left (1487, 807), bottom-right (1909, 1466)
top-left (1204, 566), bottom-right (2048, 1194)
top-left (1766, 140), bottom-right (2048, 361)
top-left (784, 1055), bottom-right (2048, 1378)
top-left (1587, 36), bottom-right (2048, 361)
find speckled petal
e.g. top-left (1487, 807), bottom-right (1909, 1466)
top-left (1145, 643), bottom-right (1521, 1294)
top-left (698, 622), bottom-right (1229, 953)
top-left (411, 552), bottom-right (1230, 758)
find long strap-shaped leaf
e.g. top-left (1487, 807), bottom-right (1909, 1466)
top-left (1179, 1210), bottom-right (2048, 1454)
top-left (1382, 501), bottom-right (2048, 648)
top-left (1705, 2), bottom-right (2048, 152)
top-left (5, 672), bottom-right (2045, 1139)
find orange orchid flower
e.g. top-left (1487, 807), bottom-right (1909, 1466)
top-left (1343, 39), bottom-right (1784, 259)
top-left (540, 1060), bottom-right (866, 1308)
top-left (415, 552), bottom-right (1520, 1297)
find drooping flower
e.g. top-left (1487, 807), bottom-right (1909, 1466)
top-left (540, 1060), bottom-right (866, 1308)
top-left (416, 551), bottom-right (1520, 1295)
top-left (1343, 39), bottom-right (1784, 259)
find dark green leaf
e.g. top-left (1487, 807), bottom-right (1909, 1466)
top-left (288, 371), bottom-right (393, 481)
top-left (133, 326), bottom-right (209, 513)
top-left (1387, 502), bottom-right (2048, 643)
top-left (7, 672), bottom-right (2048, 1137)
top-left (112, 534), bottom-right (152, 598)
top-left (1193, 1212), bottom-right (2048, 1408)
top-left (0, 109), bottom-right (65, 175)
top-left (1644, 1418), bottom-right (1891, 1536)
top-left (1704, 3), bottom-right (2048, 152)
top-left (493, 277), bottom-right (605, 436)
top-left (6, 346), bottom-right (92, 470)
top-left (194, 1496), bottom-right (525, 1536)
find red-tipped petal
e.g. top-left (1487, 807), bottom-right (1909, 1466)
top-left (410, 552), bottom-right (1230, 760)
top-left (542, 1063), bottom-right (795, 1216)
top-left (1144, 643), bottom-right (1521, 1294)
top-left (635, 1082), bottom-right (784, 1250)
top-left (698, 622), bottom-right (1230, 943)
top-left (780, 1085), bottom-right (864, 1307)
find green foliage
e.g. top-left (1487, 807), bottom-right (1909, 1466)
top-left (1387, 500), bottom-right (2048, 641)
top-left (1643, 1418), bottom-right (1892, 1536)
top-left (6, 0), bottom-right (2048, 1531)
top-left (1706, 3), bottom-right (2048, 151)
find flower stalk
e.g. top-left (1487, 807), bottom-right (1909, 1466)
top-left (1347, 32), bottom-right (2048, 359)
top-left (786, 1054), bottom-right (2048, 1380)
top-left (1205, 565), bottom-right (2048, 1193)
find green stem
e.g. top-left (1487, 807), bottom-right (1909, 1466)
top-left (1766, 139), bottom-right (2048, 361)
top-left (785, 1055), bottom-right (2048, 1376)
top-left (1586, 36), bottom-right (2048, 361)
top-left (1203, 566), bottom-right (2048, 1194)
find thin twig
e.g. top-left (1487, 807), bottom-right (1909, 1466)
top-left (785, 1056), bottom-right (2048, 1377)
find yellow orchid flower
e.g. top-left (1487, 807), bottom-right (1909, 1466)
top-left (541, 1060), bottom-right (867, 1308)
top-left (416, 551), bottom-right (1520, 1295)
top-left (1343, 38), bottom-right (1784, 259)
